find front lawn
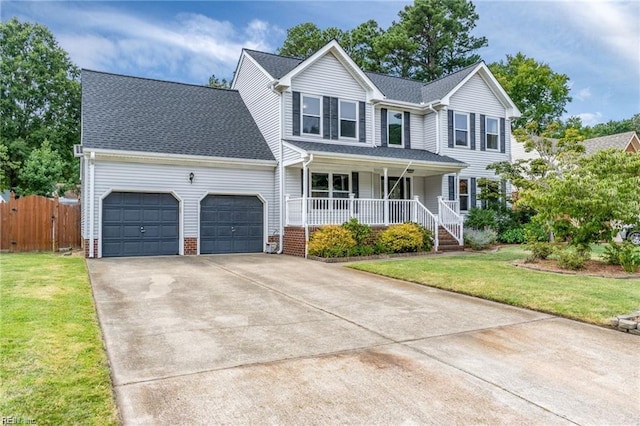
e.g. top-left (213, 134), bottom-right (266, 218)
top-left (0, 253), bottom-right (118, 425)
top-left (349, 246), bottom-right (640, 326)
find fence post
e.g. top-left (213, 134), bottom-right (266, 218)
top-left (349, 193), bottom-right (355, 219)
top-left (412, 195), bottom-right (419, 223)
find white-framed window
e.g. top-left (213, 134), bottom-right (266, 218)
top-left (311, 172), bottom-right (350, 198)
top-left (459, 178), bottom-right (469, 211)
top-left (455, 112), bottom-right (469, 147)
top-left (388, 110), bottom-right (403, 146)
top-left (339, 100), bottom-right (357, 139)
top-left (486, 117), bottom-right (499, 150)
top-left (302, 95), bottom-right (321, 135)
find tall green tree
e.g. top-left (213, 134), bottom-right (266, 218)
top-left (205, 74), bottom-right (230, 89)
top-left (17, 140), bottom-right (65, 196)
top-left (489, 53), bottom-right (571, 130)
top-left (277, 0), bottom-right (487, 81)
top-left (0, 18), bottom-right (80, 192)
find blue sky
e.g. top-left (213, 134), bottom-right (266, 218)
top-left (3, 1), bottom-right (638, 125)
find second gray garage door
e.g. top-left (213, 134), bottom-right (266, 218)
top-left (200, 195), bottom-right (264, 254)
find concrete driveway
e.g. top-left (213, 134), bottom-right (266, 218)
top-left (87, 254), bottom-right (638, 425)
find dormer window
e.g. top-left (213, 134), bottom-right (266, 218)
top-left (302, 95), bottom-right (321, 135)
top-left (339, 100), bottom-right (357, 139)
top-left (388, 110), bottom-right (403, 146)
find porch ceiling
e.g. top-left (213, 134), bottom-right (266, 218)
top-left (284, 140), bottom-right (467, 175)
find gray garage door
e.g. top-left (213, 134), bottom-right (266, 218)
top-left (200, 195), bottom-right (263, 254)
top-left (102, 192), bottom-right (179, 257)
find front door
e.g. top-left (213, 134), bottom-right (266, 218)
top-left (383, 177), bottom-right (411, 223)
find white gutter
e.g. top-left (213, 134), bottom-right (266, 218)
top-left (88, 151), bottom-right (95, 258)
top-left (272, 81), bottom-right (285, 254)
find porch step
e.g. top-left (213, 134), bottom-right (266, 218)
top-left (436, 226), bottom-right (464, 252)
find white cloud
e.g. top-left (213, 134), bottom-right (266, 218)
top-left (575, 87), bottom-right (592, 101)
top-left (576, 111), bottom-right (604, 126)
top-left (11, 3), bottom-right (282, 82)
top-left (559, 1), bottom-right (640, 68)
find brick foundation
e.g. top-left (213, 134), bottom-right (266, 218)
top-left (83, 239), bottom-right (99, 258)
top-left (184, 237), bottom-right (198, 255)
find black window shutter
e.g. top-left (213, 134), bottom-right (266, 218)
top-left (330, 97), bottom-right (339, 140)
top-left (470, 113), bottom-right (476, 150)
top-left (480, 114), bottom-right (486, 151)
top-left (404, 111), bottom-right (411, 149)
top-left (300, 169), bottom-right (304, 196)
top-left (351, 172), bottom-right (359, 198)
top-left (381, 108), bottom-right (388, 147)
top-left (448, 175), bottom-right (456, 201)
top-left (359, 102), bottom-right (366, 143)
top-left (500, 118), bottom-right (506, 153)
top-left (501, 180), bottom-right (507, 206)
top-left (322, 97), bottom-right (330, 139)
top-left (470, 177), bottom-right (477, 209)
top-left (447, 109), bottom-right (454, 148)
top-left (293, 91), bottom-right (300, 136)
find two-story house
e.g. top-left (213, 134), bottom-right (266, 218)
top-left (78, 40), bottom-right (520, 258)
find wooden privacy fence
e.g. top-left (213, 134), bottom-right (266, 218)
top-left (0, 193), bottom-right (81, 252)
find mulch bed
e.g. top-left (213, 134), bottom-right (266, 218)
top-left (513, 258), bottom-right (640, 279)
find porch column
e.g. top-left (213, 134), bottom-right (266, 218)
top-left (285, 194), bottom-right (290, 226)
top-left (412, 195), bottom-right (419, 222)
top-left (302, 166), bottom-right (308, 227)
top-left (383, 167), bottom-right (389, 226)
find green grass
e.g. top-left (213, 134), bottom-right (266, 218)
top-left (349, 246), bottom-right (640, 326)
top-left (0, 253), bottom-right (118, 425)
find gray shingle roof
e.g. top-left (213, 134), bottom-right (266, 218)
top-left (244, 48), bottom-right (479, 104)
top-left (582, 131), bottom-right (638, 155)
top-left (244, 49), bottom-right (301, 79)
top-left (81, 70), bottom-right (274, 161)
top-left (285, 140), bottom-right (466, 166)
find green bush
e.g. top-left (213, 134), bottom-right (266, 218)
top-left (619, 243), bottom-right (640, 273)
top-left (526, 242), bottom-right (554, 261)
top-left (556, 248), bottom-right (586, 270)
top-left (499, 227), bottom-right (525, 244)
top-left (464, 228), bottom-right (497, 250)
top-left (464, 207), bottom-right (497, 230)
top-left (379, 223), bottom-right (424, 253)
top-left (523, 216), bottom-right (549, 243)
top-left (417, 223), bottom-right (434, 252)
top-left (308, 225), bottom-right (356, 258)
top-left (602, 242), bottom-right (622, 265)
top-left (341, 218), bottom-right (372, 246)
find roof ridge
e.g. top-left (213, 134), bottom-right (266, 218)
top-left (81, 69), bottom-right (239, 93)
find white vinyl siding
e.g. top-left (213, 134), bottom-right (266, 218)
top-left (440, 73), bottom-right (511, 184)
top-left (88, 160), bottom-right (276, 240)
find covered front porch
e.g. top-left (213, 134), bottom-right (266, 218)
top-left (281, 140), bottom-right (467, 253)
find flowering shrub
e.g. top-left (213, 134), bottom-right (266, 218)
top-left (308, 225), bottom-right (356, 258)
top-left (379, 223), bottom-right (424, 253)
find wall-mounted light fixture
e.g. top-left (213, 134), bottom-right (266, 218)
top-left (407, 169), bottom-right (415, 174)
top-left (189, 172), bottom-right (195, 184)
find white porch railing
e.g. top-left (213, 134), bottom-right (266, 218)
top-left (438, 196), bottom-right (463, 244)
top-left (285, 195), bottom-right (455, 250)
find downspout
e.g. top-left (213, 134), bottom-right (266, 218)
top-left (270, 81), bottom-right (285, 254)
top-left (427, 104), bottom-right (440, 154)
top-left (302, 154), bottom-right (313, 258)
top-left (89, 151), bottom-right (95, 258)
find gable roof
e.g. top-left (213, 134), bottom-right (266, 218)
top-left (582, 131), bottom-right (639, 155)
top-left (81, 70), bottom-right (274, 161)
top-left (243, 45), bottom-right (518, 117)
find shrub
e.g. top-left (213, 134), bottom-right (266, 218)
top-left (499, 227), bottom-right (525, 244)
top-left (464, 228), bottom-right (497, 250)
top-left (602, 242), bottom-right (622, 265)
top-left (416, 223), bottom-right (434, 252)
top-left (619, 243), bottom-right (640, 273)
top-left (464, 207), bottom-right (497, 230)
top-left (308, 225), bottom-right (356, 258)
top-left (525, 242), bottom-right (554, 261)
top-left (379, 223), bottom-right (424, 253)
top-left (523, 216), bottom-right (549, 243)
top-left (341, 218), bottom-right (372, 246)
top-left (347, 245), bottom-right (375, 257)
top-left (555, 248), bottom-right (586, 270)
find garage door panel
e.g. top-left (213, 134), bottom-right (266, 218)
top-left (102, 192), bottom-right (179, 257)
top-left (200, 195), bottom-right (263, 254)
